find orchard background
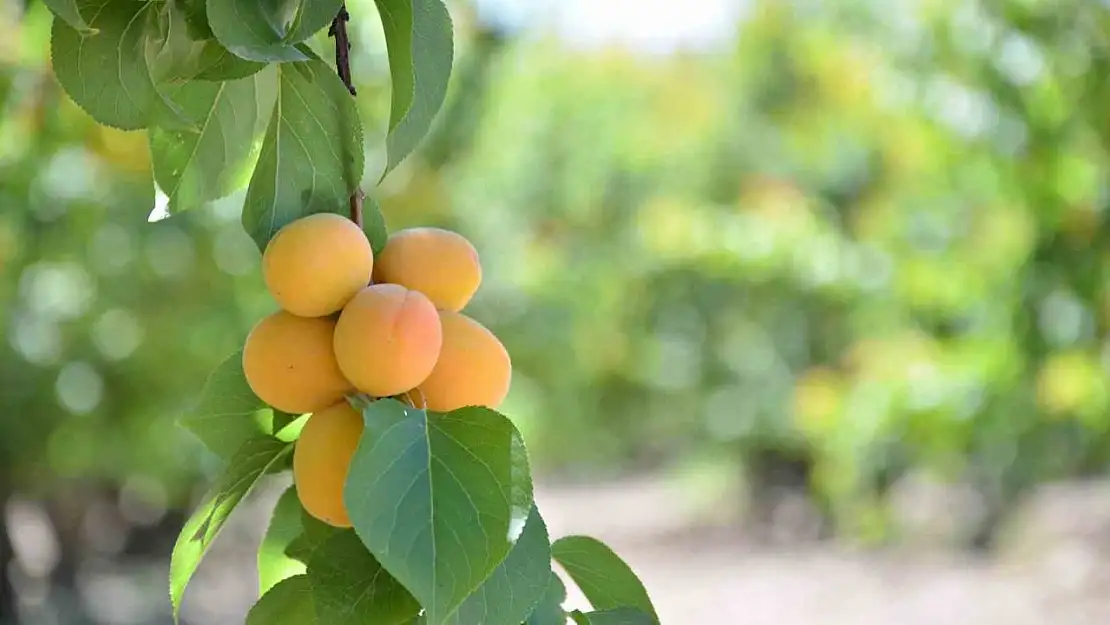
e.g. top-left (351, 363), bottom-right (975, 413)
top-left (5, 0), bottom-right (1110, 623)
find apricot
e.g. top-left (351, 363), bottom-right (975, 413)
top-left (293, 401), bottom-right (364, 528)
top-left (262, 212), bottom-right (373, 318)
top-left (242, 311), bottom-right (352, 414)
top-left (415, 310), bottom-right (511, 412)
top-left (373, 227), bottom-right (481, 312)
top-left (333, 283), bottom-right (443, 397)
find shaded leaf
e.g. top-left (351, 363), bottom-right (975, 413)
top-left (525, 574), bottom-right (568, 625)
top-left (446, 505), bottom-right (552, 625)
top-left (50, 0), bottom-right (189, 130)
top-left (551, 537), bottom-right (657, 623)
top-left (246, 575), bottom-right (317, 625)
top-left (170, 437), bottom-right (293, 621)
top-left (241, 58), bottom-right (364, 251)
top-left (285, 507), bottom-right (340, 563)
top-left (258, 487), bottom-right (307, 595)
top-left (206, 0), bottom-right (343, 62)
top-left (151, 70), bottom-right (273, 212)
top-left (344, 401), bottom-right (534, 624)
top-left (373, 0), bottom-right (454, 176)
top-left (307, 530), bottom-right (421, 625)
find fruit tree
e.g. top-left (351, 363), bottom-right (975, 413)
top-left (39, 1), bottom-right (659, 623)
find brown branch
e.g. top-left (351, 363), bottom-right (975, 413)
top-left (330, 4), bottom-right (362, 226)
top-left (329, 5), bottom-right (357, 96)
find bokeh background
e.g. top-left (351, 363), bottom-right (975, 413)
top-left (5, 0), bottom-right (1110, 623)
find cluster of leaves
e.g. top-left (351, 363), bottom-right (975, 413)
top-left (42, 0), bottom-right (659, 622)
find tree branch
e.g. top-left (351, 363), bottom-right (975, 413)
top-left (329, 4), bottom-right (362, 226)
top-left (329, 4), bottom-right (357, 96)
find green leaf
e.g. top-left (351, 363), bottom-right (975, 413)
top-left (445, 505), bottom-right (552, 625)
top-left (206, 0), bottom-right (343, 62)
top-left (285, 507), bottom-right (340, 563)
top-left (178, 350), bottom-right (276, 460)
top-left (373, 0), bottom-right (455, 177)
top-left (307, 530), bottom-right (422, 625)
top-left (43, 0), bottom-right (96, 34)
top-left (241, 58), bottom-right (364, 251)
top-left (179, 0), bottom-right (213, 39)
top-left (148, 0), bottom-right (265, 83)
top-left (151, 70), bottom-right (273, 212)
top-left (525, 574), bottom-right (567, 625)
top-left (247, 575), bottom-right (317, 625)
top-left (344, 401), bottom-right (534, 625)
top-left (170, 436), bottom-right (293, 621)
top-left (551, 537), bottom-right (657, 623)
top-left (258, 487), bottom-right (307, 595)
top-left (569, 609), bottom-right (655, 625)
top-left (362, 194), bottom-right (389, 255)
top-left (50, 0), bottom-right (189, 130)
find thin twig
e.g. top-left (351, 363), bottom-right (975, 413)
top-left (329, 4), bottom-right (362, 226)
top-left (329, 5), bottom-right (357, 96)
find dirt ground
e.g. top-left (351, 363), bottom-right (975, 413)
top-left (14, 473), bottom-right (1110, 625)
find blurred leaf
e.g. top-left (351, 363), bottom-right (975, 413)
top-left (445, 505), bottom-right (552, 625)
top-left (258, 486), bottom-right (307, 595)
top-left (344, 400), bottom-right (534, 624)
top-left (525, 573), bottom-right (568, 625)
top-left (43, 0), bottom-right (96, 34)
top-left (246, 575), bottom-right (317, 625)
top-left (178, 350), bottom-right (274, 460)
top-left (307, 530), bottom-right (421, 625)
top-left (569, 609), bottom-right (655, 625)
top-left (241, 58), bottom-right (364, 251)
top-left (373, 0), bottom-right (454, 177)
top-left (151, 71), bottom-right (273, 212)
top-left (170, 436), bottom-right (293, 621)
top-left (206, 0), bottom-right (342, 62)
top-left (50, 0), bottom-right (190, 130)
top-left (551, 537), bottom-right (657, 623)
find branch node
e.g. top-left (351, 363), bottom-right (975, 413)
top-left (331, 4), bottom-right (362, 227)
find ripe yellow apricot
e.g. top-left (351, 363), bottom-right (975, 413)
top-left (373, 227), bottom-right (482, 312)
top-left (416, 310), bottom-right (511, 412)
top-left (242, 311), bottom-right (353, 414)
top-left (293, 401), bottom-right (364, 528)
top-left (333, 283), bottom-right (443, 397)
top-left (262, 212), bottom-right (373, 318)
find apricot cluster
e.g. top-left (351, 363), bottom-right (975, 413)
top-left (240, 212), bottom-right (512, 527)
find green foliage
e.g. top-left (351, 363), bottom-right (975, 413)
top-left (169, 436), bottom-right (293, 619)
top-left (526, 575), bottom-right (569, 625)
top-left (344, 400), bottom-right (534, 624)
top-left (240, 56), bottom-right (366, 250)
top-left (570, 609), bottom-right (656, 625)
top-left (552, 537), bottom-right (658, 623)
top-left (36, 1), bottom-right (657, 623)
top-left (150, 71), bottom-right (273, 213)
top-left (307, 531), bottom-right (421, 625)
top-left (50, 0), bottom-right (189, 130)
top-left (247, 575), bottom-right (317, 625)
top-left (258, 486), bottom-right (308, 595)
top-left (374, 0), bottom-right (455, 177)
top-left (444, 505), bottom-right (553, 625)
top-left (178, 350), bottom-right (278, 459)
